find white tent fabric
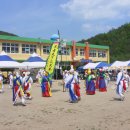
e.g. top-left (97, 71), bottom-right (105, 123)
top-left (83, 62), bottom-right (100, 69)
top-left (110, 60), bottom-right (130, 68)
top-left (0, 51), bottom-right (23, 68)
top-left (21, 53), bottom-right (46, 69)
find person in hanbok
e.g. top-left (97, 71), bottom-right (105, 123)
top-left (0, 71), bottom-right (4, 93)
top-left (85, 69), bottom-right (96, 95)
top-left (62, 70), bottom-right (69, 92)
top-left (124, 70), bottom-right (130, 92)
top-left (12, 71), bottom-right (26, 106)
top-left (74, 71), bottom-right (81, 100)
top-left (98, 69), bottom-right (107, 92)
top-left (41, 70), bottom-right (52, 97)
top-left (116, 69), bottom-right (125, 101)
top-left (23, 72), bottom-right (33, 99)
top-left (8, 72), bottom-right (13, 89)
top-left (104, 71), bottom-right (110, 87)
top-left (36, 70), bottom-right (43, 86)
top-left (64, 66), bottom-right (78, 103)
top-left (95, 69), bottom-right (100, 89)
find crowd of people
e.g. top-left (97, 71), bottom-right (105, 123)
top-left (62, 67), bottom-right (130, 101)
top-left (0, 66), bottom-right (130, 106)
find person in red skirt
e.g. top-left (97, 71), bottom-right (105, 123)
top-left (74, 71), bottom-right (81, 100)
top-left (95, 69), bottom-right (100, 89)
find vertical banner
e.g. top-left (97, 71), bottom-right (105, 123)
top-left (45, 42), bottom-right (60, 76)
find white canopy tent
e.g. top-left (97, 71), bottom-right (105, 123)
top-left (0, 51), bottom-right (23, 68)
top-left (83, 62), bottom-right (100, 69)
top-left (110, 60), bottom-right (130, 69)
top-left (21, 53), bottom-right (46, 69)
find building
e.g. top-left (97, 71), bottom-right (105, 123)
top-left (0, 35), bottom-right (110, 69)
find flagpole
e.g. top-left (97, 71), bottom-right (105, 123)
top-left (58, 30), bottom-right (62, 70)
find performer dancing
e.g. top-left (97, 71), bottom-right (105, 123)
top-left (23, 72), bottom-right (33, 99)
top-left (98, 68), bottom-right (107, 92)
top-left (64, 66), bottom-right (78, 103)
top-left (12, 71), bottom-right (26, 106)
top-left (8, 72), bottom-right (13, 89)
top-left (41, 70), bottom-right (52, 97)
top-left (85, 69), bottom-right (96, 95)
top-left (74, 71), bottom-right (81, 100)
top-left (0, 71), bottom-right (4, 93)
top-left (116, 69), bottom-right (125, 101)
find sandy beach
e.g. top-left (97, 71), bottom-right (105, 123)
top-left (0, 80), bottom-right (130, 130)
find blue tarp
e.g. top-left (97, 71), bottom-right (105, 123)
top-left (96, 62), bottom-right (110, 68)
top-left (26, 56), bottom-right (45, 62)
top-left (80, 59), bottom-right (92, 63)
top-left (0, 55), bottom-right (15, 61)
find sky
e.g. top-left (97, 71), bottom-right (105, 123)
top-left (0, 0), bottom-right (130, 41)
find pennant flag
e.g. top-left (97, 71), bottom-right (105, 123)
top-left (45, 42), bottom-right (60, 77)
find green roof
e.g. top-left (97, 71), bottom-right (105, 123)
top-left (89, 44), bottom-right (109, 49)
top-left (0, 35), bottom-right (53, 44)
top-left (77, 42), bottom-right (109, 49)
top-left (0, 35), bottom-right (109, 49)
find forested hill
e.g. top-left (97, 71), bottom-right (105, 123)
top-left (79, 23), bottom-right (130, 62)
top-left (0, 31), bottom-right (18, 36)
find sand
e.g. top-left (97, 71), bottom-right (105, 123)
top-left (0, 80), bottom-right (130, 130)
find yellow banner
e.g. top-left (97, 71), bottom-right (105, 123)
top-left (45, 42), bottom-right (59, 75)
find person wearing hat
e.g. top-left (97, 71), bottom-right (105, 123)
top-left (23, 71), bottom-right (33, 100)
top-left (36, 69), bottom-right (43, 86)
top-left (115, 69), bottom-right (126, 101)
top-left (124, 70), bottom-right (130, 92)
top-left (73, 71), bottom-right (81, 100)
top-left (0, 71), bottom-right (4, 93)
top-left (62, 70), bottom-right (69, 92)
top-left (64, 66), bottom-right (78, 103)
top-left (41, 70), bottom-right (52, 97)
top-left (85, 69), bottom-right (96, 95)
top-left (12, 71), bottom-right (26, 106)
top-left (95, 69), bottom-right (100, 89)
top-left (8, 72), bottom-right (13, 89)
top-left (98, 68), bottom-right (107, 92)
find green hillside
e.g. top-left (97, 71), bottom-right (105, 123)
top-left (0, 31), bottom-right (18, 36)
top-left (80, 23), bottom-right (130, 62)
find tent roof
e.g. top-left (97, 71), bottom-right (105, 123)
top-left (0, 51), bottom-right (23, 68)
top-left (0, 51), bottom-right (15, 61)
top-left (25, 53), bottom-right (46, 62)
top-left (110, 60), bottom-right (130, 67)
top-left (96, 62), bottom-right (110, 68)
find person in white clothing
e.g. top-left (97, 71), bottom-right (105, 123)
top-left (64, 66), bottom-right (78, 103)
top-left (23, 72), bottom-right (33, 99)
top-left (0, 71), bottom-right (4, 93)
top-left (8, 72), bottom-right (13, 89)
top-left (124, 71), bottom-right (130, 91)
top-left (116, 69), bottom-right (125, 101)
top-left (62, 70), bottom-right (69, 92)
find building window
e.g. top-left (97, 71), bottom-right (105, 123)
top-left (22, 44), bottom-right (36, 54)
top-left (98, 50), bottom-right (106, 57)
top-left (76, 48), bottom-right (78, 56)
top-left (89, 50), bottom-right (97, 57)
top-left (80, 48), bottom-right (84, 56)
top-left (43, 46), bottom-right (50, 54)
top-left (59, 47), bottom-right (70, 55)
top-left (2, 43), bottom-right (19, 53)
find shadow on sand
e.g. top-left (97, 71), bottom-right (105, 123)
top-left (110, 97), bottom-right (123, 101)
